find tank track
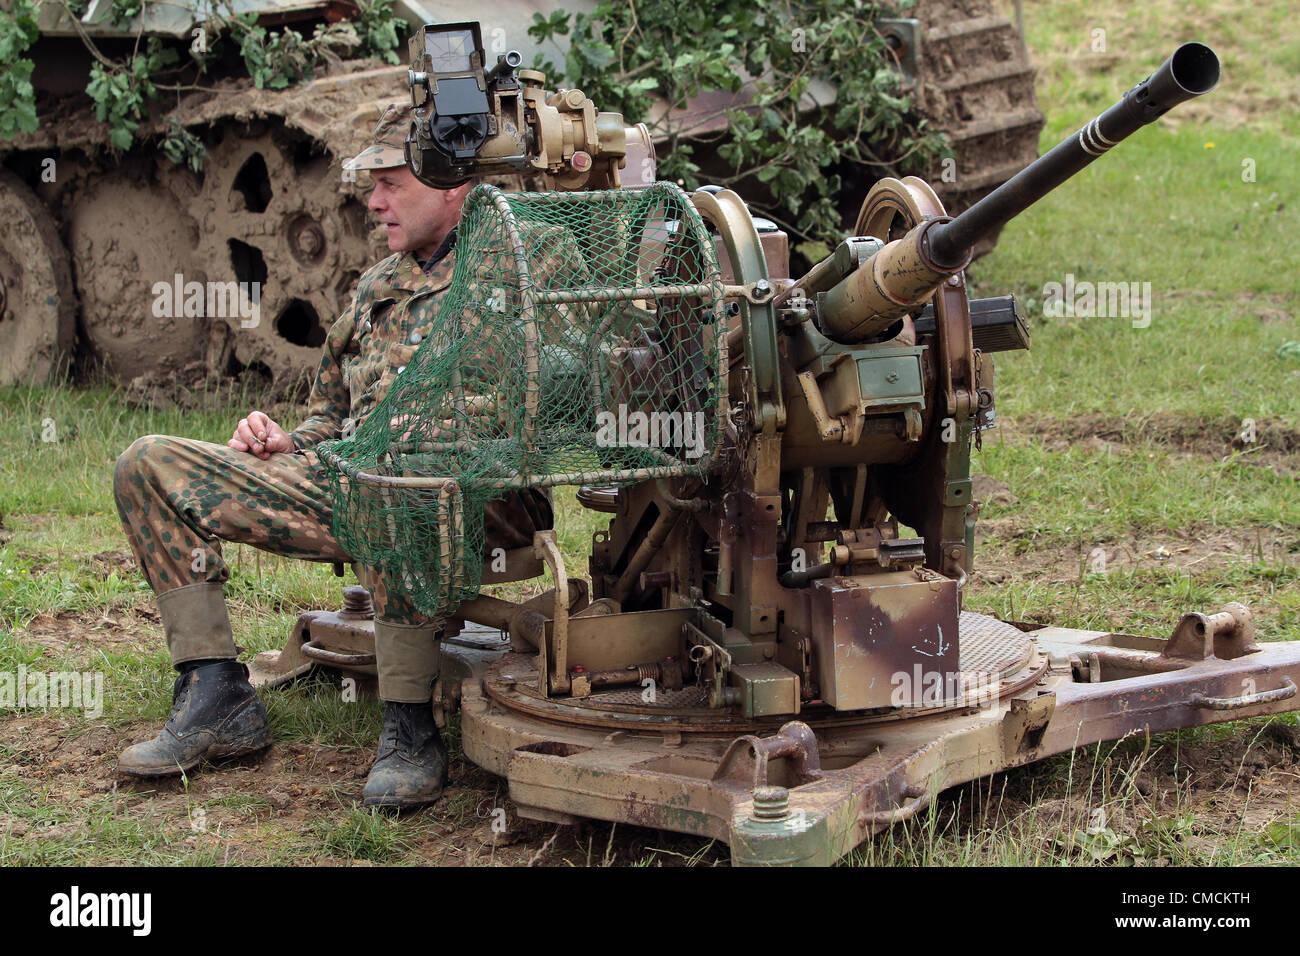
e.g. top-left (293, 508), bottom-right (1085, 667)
top-left (1, 5), bottom-right (1044, 388)
top-left (914, 0), bottom-right (1046, 256)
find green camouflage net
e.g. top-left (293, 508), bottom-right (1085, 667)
top-left (318, 182), bottom-right (726, 619)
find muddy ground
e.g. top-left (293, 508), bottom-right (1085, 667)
top-left (1, 657), bottom-right (728, 866)
top-left (4, 496), bottom-right (1298, 865)
top-left (4, 626), bottom-right (1296, 866)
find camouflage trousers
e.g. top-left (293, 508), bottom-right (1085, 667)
top-left (113, 435), bottom-right (551, 694)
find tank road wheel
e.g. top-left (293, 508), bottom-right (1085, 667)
top-left (0, 168), bottom-right (75, 385)
top-left (191, 123), bottom-right (373, 395)
top-left (65, 168), bottom-right (205, 382)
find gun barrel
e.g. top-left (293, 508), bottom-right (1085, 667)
top-left (813, 43), bottom-right (1219, 344)
top-left (926, 42), bottom-right (1219, 268)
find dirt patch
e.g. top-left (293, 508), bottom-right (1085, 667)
top-left (87, 549), bottom-right (137, 578)
top-left (17, 605), bottom-right (159, 662)
top-left (2, 622), bottom-right (1296, 865)
top-left (1166, 288), bottom-right (1297, 321)
top-left (0, 711), bottom-right (725, 866)
top-left (119, 364), bottom-right (305, 415)
top-left (972, 473), bottom-right (1018, 507)
top-left (973, 523), bottom-right (1299, 586)
top-left (15, 706), bottom-right (1290, 866)
top-left (1006, 412), bottom-right (1300, 478)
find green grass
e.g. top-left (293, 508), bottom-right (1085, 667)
top-left (976, 0), bottom-right (1300, 424)
top-left (968, 560), bottom-right (1300, 640)
top-left (973, 437), bottom-right (1300, 540)
top-left (0, 1), bottom-right (1297, 865)
top-left (971, 121), bottom-right (1300, 423)
top-left (849, 715), bottom-right (1300, 865)
top-left (0, 773), bottom-right (225, 866)
top-left (311, 807), bottom-right (415, 864)
top-left (266, 670), bottom-right (385, 750)
top-left (1003, 0), bottom-right (1300, 131)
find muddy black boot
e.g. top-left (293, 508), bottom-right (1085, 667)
top-left (118, 659), bottom-right (272, 777)
top-left (361, 700), bottom-right (448, 809)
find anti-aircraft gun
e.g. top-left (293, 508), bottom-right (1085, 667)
top-left (253, 30), bottom-right (1300, 865)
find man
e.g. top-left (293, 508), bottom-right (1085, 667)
top-left (113, 104), bottom-right (551, 808)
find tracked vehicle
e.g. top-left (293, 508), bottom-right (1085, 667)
top-left (2, 0), bottom-right (1041, 389)
top-left (247, 29), bottom-right (1300, 866)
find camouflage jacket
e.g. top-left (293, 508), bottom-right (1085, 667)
top-left (290, 248), bottom-right (455, 450)
top-left (290, 222), bottom-right (594, 450)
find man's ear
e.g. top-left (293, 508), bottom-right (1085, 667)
top-left (448, 180), bottom-right (474, 207)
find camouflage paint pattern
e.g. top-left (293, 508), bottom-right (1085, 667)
top-left (115, 246), bottom-right (552, 629)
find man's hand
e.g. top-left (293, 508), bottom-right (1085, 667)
top-left (229, 411), bottom-right (293, 460)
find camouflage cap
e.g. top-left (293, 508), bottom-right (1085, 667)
top-left (343, 103), bottom-right (411, 171)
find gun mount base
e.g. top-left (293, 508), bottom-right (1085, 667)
top-left (256, 587), bottom-right (1300, 865)
top-left (476, 611), bottom-right (1041, 732)
top-left (457, 612), bottom-right (1300, 866)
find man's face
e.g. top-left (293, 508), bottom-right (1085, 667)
top-left (367, 166), bottom-right (463, 258)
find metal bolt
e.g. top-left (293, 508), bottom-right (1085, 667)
top-left (751, 786), bottom-right (791, 821)
top-left (340, 585), bottom-right (374, 618)
top-left (754, 279), bottom-right (772, 296)
top-left (297, 227), bottom-right (323, 256)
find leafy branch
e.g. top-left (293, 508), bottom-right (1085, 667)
top-left (529, 0), bottom-right (950, 248)
top-left (0, 0), bottom-right (407, 170)
top-left (0, 0), bottom-right (40, 138)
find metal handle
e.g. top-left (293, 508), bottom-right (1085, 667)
top-left (301, 640), bottom-right (376, 667)
top-left (1192, 677), bottom-right (1296, 711)
top-left (858, 784), bottom-right (931, 827)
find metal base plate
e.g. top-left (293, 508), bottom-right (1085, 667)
top-left (481, 611), bottom-right (1040, 733)
top-left (458, 619), bottom-right (1300, 865)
